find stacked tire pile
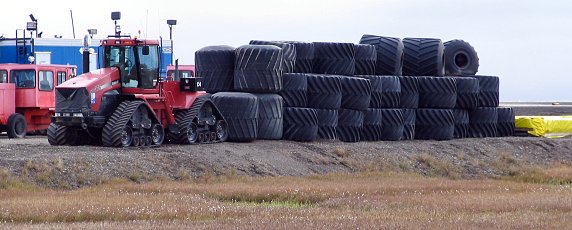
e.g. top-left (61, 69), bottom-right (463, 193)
top-left (196, 44), bottom-right (285, 142)
top-left (195, 35), bottom-right (514, 143)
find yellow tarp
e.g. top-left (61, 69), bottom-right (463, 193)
top-left (515, 116), bottom-right (572, 138)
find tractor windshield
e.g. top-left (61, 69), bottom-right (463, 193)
top-left (103, 45), bottom-right (159, 89)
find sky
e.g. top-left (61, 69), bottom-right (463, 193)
top-left (2, 0), bottom-right (571, 102)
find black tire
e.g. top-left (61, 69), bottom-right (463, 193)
top-left (415, 109), bottom-right (455, 140)
top-left (7, 113), bottom-right (26, 138)
top-left (402, 109), bottom-right (416, 140)
top-left (473, 75), bottom-right (499, 107)
top-left (313, 42), bottom-right (355, 75)
top-left (402, 38), bottom-right (445, 76)
top-left (417, 76), bottom-right (457, 109)
top-left (354, 44), bottom-right (376, 75)
top-left (454, 76), bottom-right (479, 109)
top-left (359, 34), bottom-right (404, 75)
top-left (341, 76), bottom-right (372, 111)
top-left (468, 107), bottom-right (498, 138)
top-left (234, 45), bottom-right (283, 93)
top-left (399, 76), bottom-right (419, 109)
top-left (47, 123), bottom-right (67, 145)
top-left (282, 107), bottom-right (318, 142)
top-left (195, 45), bottom-right (235, 93)
top-left (361, 108), bottom-right (383, 141)
top-left (316, 109), bottom-right (337, 140)
top-left (452, 109), bottom-right (469, 139)
top-left (307, 74), bottom-right (342, 109)
top-left (250, 40), bottom-right (296, 73)
top-left (444, 39), bottom-right (479, 76)
top-left (380, 109), bottom-right (404, 141)
top-left (212, 92), bottom-right (259, 142)
top-left (497, 107), bottom-right (515, 137)
top-left (280, 73), bottom-right (308, 107)
top-left (255, 94), bottom-right (283, 140)
top-left (337, 109), bottom-right (364, 142)
top-left (280, 41), bottom-right (315, 73)
top-left (355, 75), bottom-right (380, 108)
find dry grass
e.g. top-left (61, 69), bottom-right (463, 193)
top-left (0, 171), bottom-right (571, 229)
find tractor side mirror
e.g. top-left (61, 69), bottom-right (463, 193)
top-left (142, 46), bottom-right (150, 55)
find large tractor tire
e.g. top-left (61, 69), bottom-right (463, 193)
top-left (455, 76), bottom-right (479, 109)
top-left (250, 40), bottom-right (296, 73)
top-left (255, 94), bottom-right (283, 140)
top-left (402, 38), bottom-right (445, 76)
top-left (444, 39), bottom-right (479, 76)
top-left (7, 113), bottom-right (27, 138)
top-left (380, 109), bottom-right (404, 141)
top-left (280, 41), bottom-right (315, 73)
top-left (212, 92), bottom-right (258, 142)
top-left (417, 76), bottom-right (457, 109)
top-left (340, 76), bottom-right (372, 111)
top-left (399, 76), bottom-right (419, 109)
top-left (354, 44), bottom-right (377, 75)
top-left (356, 75), bottom-right (400, 108)
top-left (497, 107), bottom-right (515, 137)
top-left (307, 74), bottom-right (342, 109)
top-left (337, 109), bottom-right (364, 142)
top-left (195, 45), bottom-right (235, 93)
top-left (359, 34), bottom-right (404, 75)
top-left (316, 109), bottom-right (338, 140)
top-left (313, 42), bottom-right (355, 75)
top-left (473, 75), bottom-right (500, 107)
top-left (280, 73), bottom-right (308, 107)
top-left (415, 109), bottom-right (455, 140)
top-left (453, 109), bottom-right (469, 139)
top-left (468, 107), bottom-right (498, 138)
top-left (47, 123), bottom-right (68, 145)
top-left (402, 109), bottom-right (416, 140)
top-left (361, 108), bottom-right (383, 141)
top-left (234, 45), bottom-right (283, 93)
top-left (282, 107), bottom-right (318, 142)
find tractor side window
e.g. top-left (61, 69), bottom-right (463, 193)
top-left (11, 70), bottom-right (36, 89)
top-left (57, 71), bottom-right (67, 85)
top-left (138, 45), bottom-right (159, 89)
top-left (0, 70), bottom-right (7, 83)
top-left (39, 71), bottom-right (54, 91)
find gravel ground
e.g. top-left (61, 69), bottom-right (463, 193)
top-left (1, 135), bottom-right (571, 188)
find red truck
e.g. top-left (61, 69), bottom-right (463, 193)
top-left (0, 64), bottom-right (76, 138)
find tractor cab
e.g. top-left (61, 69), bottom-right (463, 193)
top-left (101, 38), bottom-right (160, 92)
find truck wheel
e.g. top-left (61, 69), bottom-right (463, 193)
top-left (151, 124), bottom-right (165, 145)
top-left (7, 113), bottom-right (27, 138)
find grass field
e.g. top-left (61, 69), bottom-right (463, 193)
top-left (1, 169), bottom-right (571, 229)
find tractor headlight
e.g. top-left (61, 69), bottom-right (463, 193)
top-left (54, 112), bottom-right (61, 117)
top-left (73, 113), bottom-right (83, 117)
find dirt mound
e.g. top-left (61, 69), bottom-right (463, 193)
top-left (1, 136), bottom-right (571, 188)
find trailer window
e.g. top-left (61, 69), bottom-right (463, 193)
top-left (39, 71), bottom-right (54, 91)
top-left (57, 71), bottom-right (67, 85)
top-left (0, 70), bottom-right (7, 83)
top-left (11, 70), bottom-right (36, 88)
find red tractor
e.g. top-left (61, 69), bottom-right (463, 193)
top-left (0, 64), bottom-right (76, 138)
top-left (48, 14), bottom-right (227, 147)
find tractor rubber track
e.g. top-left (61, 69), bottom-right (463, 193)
top-left (175, 95), bottom-right (226, 144)
top-left (102, 101), bottom-right (145, 147)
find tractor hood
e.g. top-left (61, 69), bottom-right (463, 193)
top-left (59, 67), bottom-right (120, 91)
top-left (55, 67), bottom-right (121, 113)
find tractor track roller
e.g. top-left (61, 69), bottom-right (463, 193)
top-left (102, 100), bottom-right (165, 147)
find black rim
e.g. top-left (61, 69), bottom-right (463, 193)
top-left (216, 121), bottom-right (228, 141)
top-left (187, 123), bottom-right (198, 143)
top-left (151, 124), bottom-right (164, 145)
